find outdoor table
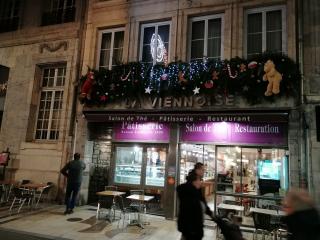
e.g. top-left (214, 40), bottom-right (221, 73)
top-left (217, 203), bottom-right (245, 212)
top-left (96, 190), bottom-right (126, 221)
top-left (126, 194), bottom-right (154, 228)
top-left (21, 183), bottom-right (48, 208)
top-left (249, 207), bottom-right (285, 216)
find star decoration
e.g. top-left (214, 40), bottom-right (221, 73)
top-left (243, 86), bottom-right (249, 92)
top-left (193, 86), bottom-right (200, 95)
top-left (145, 87), bottom-right (152, 94)
top-left (212, 70), bottom-right (219, 80)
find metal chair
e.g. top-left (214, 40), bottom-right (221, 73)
top-left (114, 195), bottom-right (137, 229)
top-left (105, 185), bottom-right (118, 191)
top-left (34, 183), bottom-right (53, 207)
top-left (9, 187), bottom-right (33, 213)
top-left (252, 212), bottom-right (275, 240)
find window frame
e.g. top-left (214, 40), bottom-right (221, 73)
top-left (139, 21), bottom-right (171, 65)
top-left (188, 14), bottom-right (224, 61)
top-left (244, 5), bottom-right (287, 58)
top-left (96, 27), bottom-right (125, 70)
top-left (0, 0), bottom-right (21, 33)
top-left (34, 66), bottom-right (66, 141)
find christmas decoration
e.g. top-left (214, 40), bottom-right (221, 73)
top-left (263, 60), bottom-right (282, 96)
top-left (79, 53), bottom-right (300, 105)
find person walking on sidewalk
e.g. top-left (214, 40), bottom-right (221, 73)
top-left (177, 171), bottom-right (209, 240)
top-left (60, 153), bottom-right (86, 214)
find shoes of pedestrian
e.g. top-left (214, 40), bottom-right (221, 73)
top-left (64, 210), bottom-right (69, 215)
top-left (68, 209), bottom-right (74, 214)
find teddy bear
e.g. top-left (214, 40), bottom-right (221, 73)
top-left (263, 60), bottom-right (282, 96)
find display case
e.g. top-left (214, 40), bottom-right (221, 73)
top-left (114, 164), bottom-right (142, 185)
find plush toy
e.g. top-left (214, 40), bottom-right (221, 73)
top-left (80, 71), bottom-right (95, 100)
top-left (263, 60), bottom-right (282, 96)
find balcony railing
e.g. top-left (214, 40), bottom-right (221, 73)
top-left (41, 6), bottom-right (76, 26)
top-left (0, 17), bottom-right (19, 33)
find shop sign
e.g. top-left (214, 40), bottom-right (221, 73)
top-left (114, 122), bottom-right (170, 142)
top-left (180, 122), bottom-right (287, 145)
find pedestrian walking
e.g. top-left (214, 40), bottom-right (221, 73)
top-left (177, 171), bottom-right (211, 240)
top-left (282, 188), bottom-right (320, 240)
top-left (60, 153), bottom-right (86, 214)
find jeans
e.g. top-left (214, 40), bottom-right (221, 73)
top-left (65, 182), bottom-right (81, 210)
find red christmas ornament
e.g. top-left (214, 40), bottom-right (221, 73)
top-left (204, 80), bottom-right (214, 89)
top-left (100, 95), bottom-right (107, 102)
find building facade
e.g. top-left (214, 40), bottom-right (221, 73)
top-left (75, 0), bottom-right (308, 219)
top-left (0, 0), bottom-right (87, 200)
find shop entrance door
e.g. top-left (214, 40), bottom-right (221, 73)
top-left (112, 143), bottom-right (168, 215)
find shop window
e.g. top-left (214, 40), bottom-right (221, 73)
top-left (35, 66), bottom-right (66, 140)
top-left (0, 65), bottom-right (9, 130)
top-left (97, 28), bottom-right (124, 70)
top-left (41, 0), bottom-right (76, 26)
top-left (145, 146), bottom-right (166, 187)
top-left (0, 0), bottom-right (21, 33)
top-left (139, 21), bottom-right (170, 65)
top-left (114, 146), bottom-right (143, 185)
top-left (216, 146), bottom-right (288, 210)
top-left (189, 14), bottom-right (223, 61)
top-left (245, 6), bottom-right (286, 58)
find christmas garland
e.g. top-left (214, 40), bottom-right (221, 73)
top-left (79, 53), bottom-right (300, 106)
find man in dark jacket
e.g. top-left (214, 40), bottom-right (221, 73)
top-left (282, 189), bottom-right (320, 240)
top-left (60, 153), bottom-right (86, 214)
top-left (177, 171), bottom-right (210, 240)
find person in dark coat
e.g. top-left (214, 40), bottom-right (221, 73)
top-left (282, 189), bottom-right (320, 240)
top-left (193, 163), bottom-right (213, 216)
top-left (177, 171), bottom-right (210, 240)
top-left (60, 153), bottom-right (86, 214)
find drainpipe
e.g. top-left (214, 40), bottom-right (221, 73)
top-left (296, 0), bottom-right (312, 192)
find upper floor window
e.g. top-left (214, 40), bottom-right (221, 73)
top-left (35, 66), bottom-right (66, 140)
top-left (0, 0), bottom-right (21, 33)
top-left (245, 6), bottom-right (286, 58)
top-left (0, 65), bottom-right (9, 130)
top-left (41, 0), bottom-right (76, 26)
top-left (139, 21), bottom-right (170, 65)
top-left (189, 14), bottom-right (223, 61)
top-left (97, 28), bottom-right (124, 70)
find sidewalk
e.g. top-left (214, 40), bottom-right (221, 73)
top-left (0, 205), bottom-right (217, 240)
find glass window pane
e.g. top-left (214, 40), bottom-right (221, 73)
top-left (145, 147), bottom-right (166, 187)
top-left (247, 13), bottom-right (262, 33)
top-left (114, 146), bottom-right (143, 185)
top-left (99, 50), bottom-right (110, 68)
top-left (207, 38), bottom-right (221, 59)
top-left (192, 21), bottom-right (205, 40)
top-left (191, 40), bottom-right (204, 60)
top-left (114, 31), bottom-right (124, 48)
top-left (101, 33), bottom-right (112, 49)
top-left (142, 45), bottom-right (152, 63)
top-left (112, 48), bottom-right (123, 66)
top-left (267, 31), bottom-right (282, 52)
top-left (266, 10), bottom-right (282, 31)
top-left (143, 27), bottom-right (155, 44)
top-left (247, 33), bottom-right (262, 55)
top-left (208, 18), bottom-right (221, 38)
top-left (158, 25), bottom-right (170, 43)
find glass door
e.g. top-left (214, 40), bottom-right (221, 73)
top-left (145, 146), bottom-right (167, 187)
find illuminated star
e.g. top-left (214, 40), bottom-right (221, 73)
top-left (193, 86), bottom-right (200, 95)
top-left (145, 86), bottom-right (152, 94)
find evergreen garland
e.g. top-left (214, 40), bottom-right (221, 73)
top-left (79, 53), bottom-right (300, 106)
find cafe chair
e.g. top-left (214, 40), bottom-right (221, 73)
top-left (104, 185), bottom-right (118, 191)
top-left (9, 187), bottom-right (33, 213)
top-left (34, 183), bottom-right (54, 207)
top-left (252, 212), bottom-right (275, 240)
top-left (114, 195), bottom-right (137, 229)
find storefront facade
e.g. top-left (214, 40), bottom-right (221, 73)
top-left (81, 94), bottom-right (297, 219)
